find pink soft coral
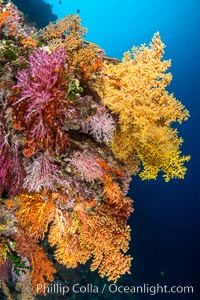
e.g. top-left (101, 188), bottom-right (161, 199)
top-left (0, 130), bottom-right (24, 196)
top-left (23, 152), bottom-right (66, 192)
top-left (81, 109), bottom-right (115, 144)
top-left (67, 150), bottom-right (103, 183)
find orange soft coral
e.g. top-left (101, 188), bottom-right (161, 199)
top-left (100, 174), bottom-right (133, 223)
top-left (48, 203), bottom-right (91, 268)
top-left (0, 6), bottom-right (12, 27)
top-left (79, 212), bottom-right (132, 282)
top-left (15, 192), bottom-right (56, 241)
top-left (20, 37), bottom-right (38, 48)
top-left (14, 229), bottom-right (56, 295)
top-left (0, 2), bottom-right (21, 37)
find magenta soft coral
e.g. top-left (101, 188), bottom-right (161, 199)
top-left (12, 47), bottom-right (70, 156)
top-left (14, 48), bottom-right (67, 109)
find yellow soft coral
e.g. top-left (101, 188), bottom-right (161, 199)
top-left (137, 142), bottom-right (190, 181)
top-left (97, 32), bottom-right (190, 180)
top-left (0, 242), bottom-right (8, 263)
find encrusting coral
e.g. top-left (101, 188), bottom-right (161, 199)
top-left (0, 1), bottom-right (190, 298)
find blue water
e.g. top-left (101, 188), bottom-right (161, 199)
top-left (10, 0), bottom-right (197, 298)
top-left (46, 0), bottom-right (200, 298)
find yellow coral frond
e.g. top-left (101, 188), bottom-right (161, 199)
top-left (97, 33), bottom-right (190, 179)
top-left (162, 150), bottom-right (191, 182)
top-left (137, 142), bottom-right (191, 181)
top-left (0, 242), bottom-right (8, 263)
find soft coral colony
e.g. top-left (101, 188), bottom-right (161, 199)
top-left (0, 1), bottom-right (190, 298)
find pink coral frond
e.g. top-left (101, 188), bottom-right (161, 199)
top-left (6, 139), bottom-right (25, 196)
top-left (0, 130), bottom-right (24, 195)
top-left (82, 110), bottom-right (115, 144)
top-left (68, 150), bottom-right (103, 183)
top-left (29, 113), bottom-right (46, 139)
top-left (23, 152), bottom-right (66, 192)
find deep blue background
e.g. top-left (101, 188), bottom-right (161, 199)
top-left (49, 0), bottom-right (199, 298)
